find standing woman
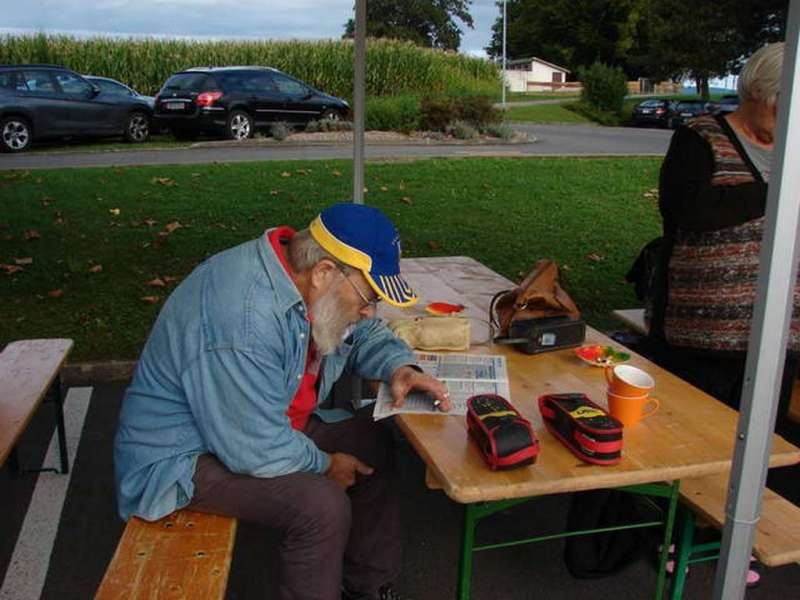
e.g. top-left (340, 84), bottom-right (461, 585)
top-left (648, 42), bottom-right (799, 440)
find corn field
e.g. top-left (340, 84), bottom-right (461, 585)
top-left (0, 33), bottom-right (500, 98)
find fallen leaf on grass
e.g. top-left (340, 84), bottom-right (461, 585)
top-left (380, 186), bottom-right (388, 192)
top-left (109, 208), bottom-right (121, 216)
top-left (398, 183), bottom-right (406, 190)
top-left (88, 264), bottom-right (103, 273)
top-left (164, 221), bottom-right (183, 233)
top-left (140, 296), bottom-right (161, 304)
top-left (281, 171), bottom-right (292, 178)
top-left (400, 197), bottom-right (412, 205)
top-left (585, 252), bottom-right (604, 262)
top-left (143, 218), bottom-right (157, 227)
top-left (295, 169), bottom-right (308, 175)
top-left (41, 196), bottom-right (54, 207)
top-left (191, 172), bottom-right (202, 178)
top-left (269, 190), bottom-right (279, 196)
top-left (151, 177), bottom-right (177, 187)
top-left (427, 240), bottom-right (442, 251)
top-left (23, 229), bottom-right (41, 240)
top-left (1, 264), bottom-right (24, 274)
top-left (14, 257), bottom-right (33, 265)
top-left (561, 264), bottom-right (571, 271)
top-left (162, 275), bottom-right (179, 285)
top-left (331, 170), bottom-right (342, 177)
top-left (146, 277), bottom-right (166, 288)
top-left (48, 289), bottom-right (64, 298)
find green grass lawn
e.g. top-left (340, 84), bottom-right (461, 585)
top-left (0, 157), bottom-right (661, 361)
top-left (503, 103), bottom-right (592, 124)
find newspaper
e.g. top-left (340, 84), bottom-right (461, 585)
top-left (373, 352), bottom-right (510, 420)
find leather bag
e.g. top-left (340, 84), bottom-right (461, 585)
top-left (490, 259), bottom-right (581, 339)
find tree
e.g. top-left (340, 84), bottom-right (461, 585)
top-left (342, 0), bottom-right (474, 51)
top-left (634, 0), bottom-right (788, 98)
top-left (485, 0), bottom-right (648, 77)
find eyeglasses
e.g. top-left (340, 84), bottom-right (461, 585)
top-left (336, 264), bottom-right (380, 309)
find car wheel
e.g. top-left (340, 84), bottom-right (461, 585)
top-left (226, 110), bottom-right (252, 140)
top-left (1, 116), bottom-right (32, 153)
top-left (124, 112), bottom-right (151, 143)
top-left (321, 109), bottom-right (341, 121)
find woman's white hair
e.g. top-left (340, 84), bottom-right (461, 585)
top-left (288, 228), bottom-right (356, 274)
top-left (738, 42), bottom-right (784, 105)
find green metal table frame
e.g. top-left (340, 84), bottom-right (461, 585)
top-left (456, 480), bottom-right (681, 600)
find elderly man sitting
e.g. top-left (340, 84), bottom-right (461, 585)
top-left (114, 202), bottom-right (451, 600)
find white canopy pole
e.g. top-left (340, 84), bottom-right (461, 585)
top-left (352, 0), bottom-right (366, 205)
top-left (713, 4), bottom-right (800, 598)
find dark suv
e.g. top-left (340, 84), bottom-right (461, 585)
top-left (0, 64), bottom-right (152, 152)
top-left (154, 66), bottom-right (349, 140)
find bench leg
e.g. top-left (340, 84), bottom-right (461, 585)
top-left (50, 375), bottom-right (69, 474)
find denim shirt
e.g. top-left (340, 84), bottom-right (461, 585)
top-left (114, 232), bottom-right (416, 521)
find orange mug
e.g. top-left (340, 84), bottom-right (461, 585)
top-left (607, 389), bottom-right (659, 427)
top-left (605, 364), bottom-right (654, 397)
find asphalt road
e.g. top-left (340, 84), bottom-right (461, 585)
top-left (0, 124), bottom-right (672, 171)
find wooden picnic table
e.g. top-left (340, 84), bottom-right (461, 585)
top-left (380, 257), bottom-right (800, 599)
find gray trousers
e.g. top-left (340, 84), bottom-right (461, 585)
top-left (188, 414), bottom-right (402, 600)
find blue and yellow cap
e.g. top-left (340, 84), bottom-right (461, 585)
top-left (309, 203), bottom-right (417, 308)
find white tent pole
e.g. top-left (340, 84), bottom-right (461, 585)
top-left (713, 4), bottom-right (800, 598)
top-left (352, 0), bottom-right (366, 205)
top-left (502, 0), bottom-right (507, 108)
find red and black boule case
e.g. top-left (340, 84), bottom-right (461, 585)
top-left (466, 394), bottom-right (539, 470)
top-left (538, 393), bottom-right (623, 465)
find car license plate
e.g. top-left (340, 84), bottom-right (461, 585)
top-left (640, 109), bottom-right (652, 114)
top-left (681, 112), bottom-right (692, 117)
top-left (164, 102), bottom-right (185, 110)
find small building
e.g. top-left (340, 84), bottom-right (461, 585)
top-left (503, 57), bottom-right (575, 93)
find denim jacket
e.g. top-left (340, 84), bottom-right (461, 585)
top-left (114, 232), bottom-right (415, 521)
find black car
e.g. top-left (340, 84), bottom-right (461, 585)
top-left (0, 64), bottom-right (152, 152)
top-left (631, 99), bottom-right (676, 128)
top-left (154, 66), bottom-right (350, 140)
top-left (667, 100), bottom-right (708, 128)
top-left (84, 75), bottom-right (155, 110)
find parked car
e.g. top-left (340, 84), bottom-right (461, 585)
top-left (0, 64), bottom-right (152, 152)
top-left (84, 75), bottom-right (155, 109)
top-left (153, 66), bottom-right (350, 140)
top-left (84, 75), bottom-right (160, 133)
top-left (667, 100), bottom-right (709, 128)
top-left (706, 94), bottom-right (740, 115)
top-left (631, 99), bottom-right (676, 128)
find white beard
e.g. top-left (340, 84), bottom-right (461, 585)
top-left (310, 280), bottom-right (355, 355)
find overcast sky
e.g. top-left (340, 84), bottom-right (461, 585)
top-left (3, 0), bottom-right (500, 57)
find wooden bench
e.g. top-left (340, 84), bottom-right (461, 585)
top-left (669, 474), bottom-right (800, 598)
top-left (96, 509), bottom-right (238, 600)
top-left (0, 338), bottom-right (74, 474)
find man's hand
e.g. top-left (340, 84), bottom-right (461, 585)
top-left (325, 452), bottom-right (374, 489)
top-left (389, 365), bottom-right (452, 412)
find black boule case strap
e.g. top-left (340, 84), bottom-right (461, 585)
top-left (538, 393), bottom-right (623, 465)
top-left (466, 394), bottom-right (539, 470)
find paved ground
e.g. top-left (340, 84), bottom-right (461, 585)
top-left (2, 381), bottom-right (800, 599)
top-left (0, 124), bottom-right (671, 171)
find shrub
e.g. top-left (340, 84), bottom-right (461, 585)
top-left (458, 95), bottom-right (502, 126)
top-left (580, 63), bottom-right (627, 114)
top-left (481, 122), bottom-right (515, 140)
top-left (270, 122), bottom-right (292, 140)
top-left (365, 95), bottom-right (420, 132)
top-left (420, 95), bottom-right (502, 132)
top-left (445, 120), bottom-right (478, 140)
